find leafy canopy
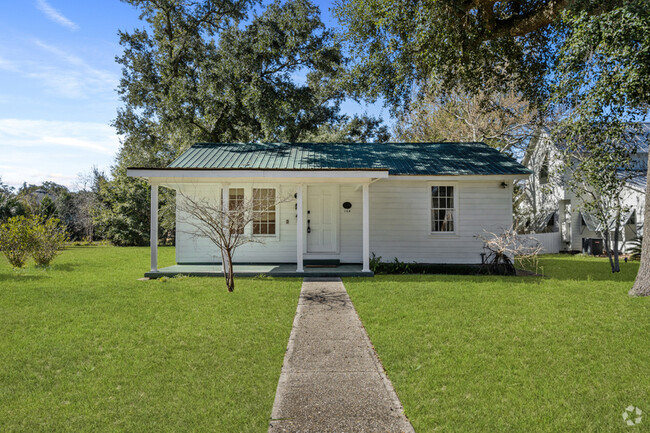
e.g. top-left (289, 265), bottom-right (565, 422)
top-left (336, 0), bottom-right (650, 122)
top-left (103, 0), bottom-right (388, 247)
top-left (115, 0), bottom-right (385, 170)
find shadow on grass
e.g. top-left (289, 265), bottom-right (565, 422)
top-left (47, 263), bottom-right (78, 272)
top-left (349, 263), bottom-right (638, 284)
top-left (350, 274), bottom-right (547, 285)
top-left (0, 272), bottom-right (47, 282)
top-left (534, 256), bottom-right (638, 282)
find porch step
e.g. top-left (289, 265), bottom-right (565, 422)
top-left (303, 259), bottom-right (340, 267)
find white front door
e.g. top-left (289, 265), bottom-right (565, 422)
top-left (307, 185), bottom-right (338, 253)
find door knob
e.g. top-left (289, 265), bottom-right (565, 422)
top-left (307, 219), bottom-right (311, 234)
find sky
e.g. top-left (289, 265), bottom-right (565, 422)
top-left (0, 0), bottom-right (388, 190)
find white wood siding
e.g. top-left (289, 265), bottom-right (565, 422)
top-left (519, 232), bottom-right (561, 254)
top-left (367, 179), bottom-right (513, 264)
top-left (176, 183), bottom-right (299, 263)
top-left (174, 179), bottom-right (515, 265)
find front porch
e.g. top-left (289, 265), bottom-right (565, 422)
top-left (145, 263), bottom-right (373, 278)
top-left (129, 167), bottom-right (389, 278)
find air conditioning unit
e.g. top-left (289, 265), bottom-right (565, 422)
top-left (582, 238), bottom-right (603, 256)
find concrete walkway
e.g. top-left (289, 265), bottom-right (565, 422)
top-left (269, 278), bottom-right (414, 432)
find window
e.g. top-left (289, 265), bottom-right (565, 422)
top-left (229, 188), bottom-right (245, 234)
top-left (539, 157), bottom-right (550, 184)
top-left (253, 188), bottom-right (276, 235)
top-left (431, 186), bottom-right (455, 233)
top-left (229, 188), bottom-right (244, 210)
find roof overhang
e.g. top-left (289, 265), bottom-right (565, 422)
top-left (127, 168), bottom-right (529, 184)
top-left (389, 174), bottom-right (530, 181)
top-left (127, 168), bottom-right (390, 185)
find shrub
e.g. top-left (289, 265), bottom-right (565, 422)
top-left (369, 253), bottom-right (382, 273)
top-left (388, 257), bottom-right (411, 274)
top-left (31, 216), bottom-right (67, 267)
top-left (0, 216), bottom-right (34, 268)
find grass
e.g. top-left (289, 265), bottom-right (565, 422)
top-left (344, 255), bottom-right (650, 432)
top-left (0, 246), bottom-right (301, 432)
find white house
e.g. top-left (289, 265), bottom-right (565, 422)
top-left (128, 142), bottom-right (530, 277)
top-left (521, 124), bottom-right (649, 253)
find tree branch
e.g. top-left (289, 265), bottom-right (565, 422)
top-left (487, 0), bottom-right (569, 38)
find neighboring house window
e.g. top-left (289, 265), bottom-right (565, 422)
top-left (253, 188), bottom-right (276, 235)
top-left (431, 186), bottom-right (455, 232)
top-left (539, 157), bottom-right (550, 184)
top-left (627, 210), bottom-right (636, 225)
top-left (229, 188), bottom-right (245, 234)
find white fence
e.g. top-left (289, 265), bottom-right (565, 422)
top-left (519, 232), bottom-right (561, 254)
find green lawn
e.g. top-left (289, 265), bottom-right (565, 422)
top-left (0, 246), bottom-right (301, 432)
top-left (344, 255), bottom-right (650, 432)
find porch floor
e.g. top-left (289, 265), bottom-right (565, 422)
top-left (145, 264), bottom-right (373, 278)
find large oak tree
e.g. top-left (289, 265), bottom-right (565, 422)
top-left (336, 0), bottom-right (650, 295)
top-left (103, 0), bottom-right (386, 246)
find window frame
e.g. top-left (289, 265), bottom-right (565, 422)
top-left (251, 186), bottom-right (279, 237)
top-left (228, 187), bottom-right (245, 234)
top-left (429, 183), bottom-right (458, 235)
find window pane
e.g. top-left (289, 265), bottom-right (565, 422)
top-left (431, 186), bottom-right (455, 232)
top-left (229, 188), bottom-right (244, 209)
top-left (228, 188), bottom-right (245, 234)
top-left (253, 188), bottom-right (276, 235)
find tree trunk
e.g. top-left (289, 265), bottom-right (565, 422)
top-left (226, 249), bottom-right (235, 292)
top-left (630, 162), bottom-right (650, 296)
top-left (613, 216), bottom-right (620, 273)
top-left (604, 230), bottom-right (615, 272)
top-left (221, 247), bottom-right (234, 292)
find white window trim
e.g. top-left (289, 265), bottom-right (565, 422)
top-left (220, 184), bottom-right (282, 241)
top-left (428, 182), bottom-right (459, 236)
top-left (249, 185), bottom-right (281, 240)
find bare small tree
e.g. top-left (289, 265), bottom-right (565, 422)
top-left (177, 189), bottom-right (290, 292)
top-left (394, 87), bottom-right (539, 155)
top-left (558, 123), bottom-right (636, 273)
top-left (476, 227), bottom-right (544, 275)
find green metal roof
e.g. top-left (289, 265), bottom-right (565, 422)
top-left (167, 142), bottom-right (532, 176)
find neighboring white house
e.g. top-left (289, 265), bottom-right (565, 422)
top-left (520, 124), bottom-right (649, 253)
top-left (128, 142), bottom-right (530, 276)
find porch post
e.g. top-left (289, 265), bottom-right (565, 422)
top-left (362, 183), bottom-right (370, 272)
top-left (150, 181), bottom-right (159, 272)
top-left (296, 184), bottom-right (304, 272)
top-left (222, 184), bottom-right (230, 271)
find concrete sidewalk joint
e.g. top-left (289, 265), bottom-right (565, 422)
top-left (269, 277), bottom-right (415, 433)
